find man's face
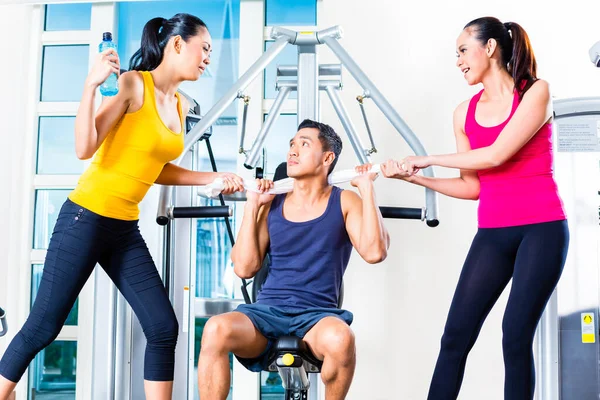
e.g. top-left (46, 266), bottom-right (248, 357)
top-left (286, 127), bottom-right (333, 178)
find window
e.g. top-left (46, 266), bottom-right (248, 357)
top-left (265, 0), bottom-right (316, 26)
top-left (33, 190), bottom-right (72, 250)
top-left (40, 45), bottom-right (90, 102)
top-left (37, 117), bottom-right (84, 175)
top-left (196, 197), bottom-right (236, 299)
top-left (29, 340), bottom-right (77, 400)
top-left (264, 41), bottom-right (298, 99)
top-left (260, 370), bottom-right (285, 399)
top-left (44, 4), bottom-right (92, 31)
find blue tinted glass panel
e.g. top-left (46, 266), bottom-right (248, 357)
top-left (195, 202), bottom-right (236, 299)
top-left (41, 45), bottom-right (90, 102)
top-left (264, 41), bottom-right (297, 99)
top-left (263, 114), bottom-right (297, 176)
top-left (260, 370), bottom-right (285, 399)
top-left (117, 0), bottom-right (240, 117)
top-left (194, 141), bottom-right (237, 301)
top-left (265, 0), bottom-right (316, 26)
top-left (34, 190), bottom-right (72, 249)
top-left (28, 340), bottom-right (76, 398)
top-left (37, 117), bottom-right (84, 175)
top-left (44, 3), bottom-right (92, 31)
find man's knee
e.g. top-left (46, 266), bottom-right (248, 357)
top-left (201, 316), bottom-right (237, 353)
top-left (320, 323), bottom-right (355, 365)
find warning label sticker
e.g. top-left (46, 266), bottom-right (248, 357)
top-left (581, 312), bottom-right (596, 343)
top-left (557, 120), bottom-right (600, 152)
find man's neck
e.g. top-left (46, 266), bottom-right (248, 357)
top-left (289, 176), bottom-right (330, 205)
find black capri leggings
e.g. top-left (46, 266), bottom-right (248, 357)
top-left (428, 219), bottom-right (569, 400)
top-left (0, 199), bottom-right (178, 382)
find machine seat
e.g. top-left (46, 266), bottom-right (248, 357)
top-left (265, 336), bottom-right (323, 373)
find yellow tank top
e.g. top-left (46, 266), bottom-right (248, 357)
top-left (69, 71), bottom-right (185, 220)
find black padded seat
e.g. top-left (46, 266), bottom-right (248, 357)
top-left (265, 336), bottom-right (323, 373)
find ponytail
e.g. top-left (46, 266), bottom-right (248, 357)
top-left (503, 21), bottom-right (537, 99)
top-left (129, 17), bottom-right (166, 71)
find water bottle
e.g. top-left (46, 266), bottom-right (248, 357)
top-left (99, 32), bottom-right (119, 96)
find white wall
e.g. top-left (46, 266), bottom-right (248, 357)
top-left (317, 1), bottom-right (600, 399)
top-left (0, 5), bottom-right (34, 366)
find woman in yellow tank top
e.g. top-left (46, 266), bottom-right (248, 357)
top-left (0, 13), bottom-right (243, 400)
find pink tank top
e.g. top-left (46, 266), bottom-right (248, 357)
top-left (465, 88), bottom-right (566, 228)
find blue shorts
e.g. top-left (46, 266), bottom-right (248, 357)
top-left (234, 303), bottom-right (353, 372)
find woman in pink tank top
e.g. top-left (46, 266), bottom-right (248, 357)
top-left (366, 17), bottom-right (569, 400)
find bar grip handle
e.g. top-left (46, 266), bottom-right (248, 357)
top-left (171, 206), bottom-right (232, 219)
top-left (379, 206), bottom-right (423, 220)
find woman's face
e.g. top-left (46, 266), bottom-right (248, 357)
top-left (177, 27), bottom-right (212, 81)
top-left (455, 29), bottom-right (490, 86)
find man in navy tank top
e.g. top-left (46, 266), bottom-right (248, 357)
top-left (197, 119), bottom-right (390, 399)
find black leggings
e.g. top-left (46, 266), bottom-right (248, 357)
top-left (0, 199), bottom-right (178, 382)
top-left (428, 220), bottom-right (569, 400)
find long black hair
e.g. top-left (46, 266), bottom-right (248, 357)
top-left (465, 17), bottom-right (537, 99)
top-left (129, 13), bottom-right (208, 71)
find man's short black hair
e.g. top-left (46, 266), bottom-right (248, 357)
top-left (297, 119), bottom-right (342, 174)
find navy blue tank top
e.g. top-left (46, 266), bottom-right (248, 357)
top-left (256, 186), bottom-right (353, 309)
